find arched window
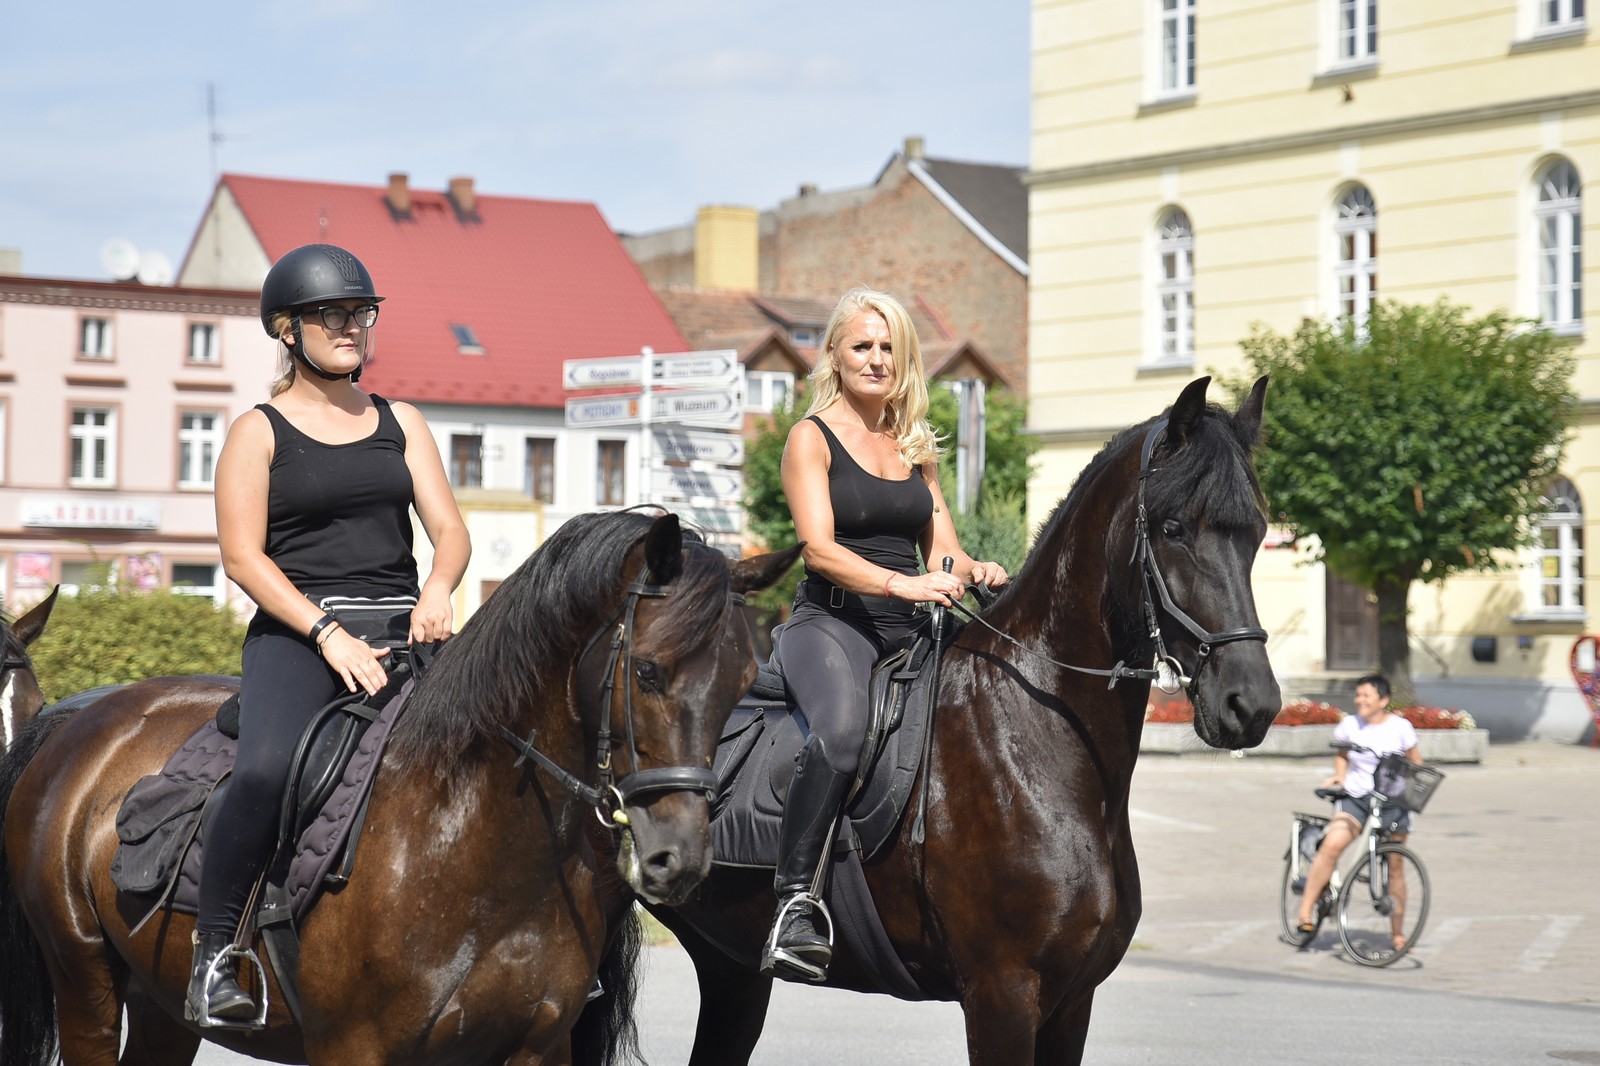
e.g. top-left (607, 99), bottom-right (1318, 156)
top-left (1535, 159), bottom-right (1583, 330)
top-left (1335, 186), bottom-right (1378, 329)
top-left (1156, 208), bottom-right (1195, 364)
top-left (1535, 477), bottom-right (1584, 615)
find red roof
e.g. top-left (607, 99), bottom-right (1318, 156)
top-left (218, 174), bottom-right (687, 409)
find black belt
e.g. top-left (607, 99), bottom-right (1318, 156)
top-left (799, 578), bottom-right (915, 616)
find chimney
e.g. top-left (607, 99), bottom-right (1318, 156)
top-left (385, 173), bottom-right (412, 219)
top-left (694, 205), bottom-right (760, 292)
top-left (448, 176), bottom-right (479, 222)
top-left (797, 183), bottom-right (819, 197)
top-left (903, 135), bottom-right (925, 161)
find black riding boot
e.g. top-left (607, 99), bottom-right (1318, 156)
top-left (762, 734), bottom-right (853, 983)
top-left (184, 931), bottom-right (256, 1026)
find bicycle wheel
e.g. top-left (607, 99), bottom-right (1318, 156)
top-left (1336, 843), bottom-right (1429, 967)
top-left (1279, 858), bottom-right (1327, 945)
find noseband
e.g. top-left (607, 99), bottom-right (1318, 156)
top-left (953, 420), bottom-right (1267, 698)
top-left (1131, 420), bottom-right (1269, 692)
top-left (499, 578), bottom-right (721, 831)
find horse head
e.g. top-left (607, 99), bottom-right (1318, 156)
top-left (2, 586), bottom-right (56, 754)
top-left (584, 513), bottom-right (800, 904)
top-left (1137, 376), bottom-right (1280, 748)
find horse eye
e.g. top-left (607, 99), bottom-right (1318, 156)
top-left (1161, 519), bottom-right (1184, 538)
top-left (635, 660), bottom-right (663, 693)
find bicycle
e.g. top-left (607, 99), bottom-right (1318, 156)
top-left (1278, 744), bottom-right (1445, 966)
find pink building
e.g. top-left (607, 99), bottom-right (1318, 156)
top-left (0, 275), bottom-right (268, 610)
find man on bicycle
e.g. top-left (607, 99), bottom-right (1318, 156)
top-left (1293, 673), bottom-right (1423, 947)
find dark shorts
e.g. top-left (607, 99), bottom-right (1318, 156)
top-left (1335, 795), bottom-right (1412, 834)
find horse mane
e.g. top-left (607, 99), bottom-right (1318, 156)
top-left (1008, 400), bottom-right (1265, 593)
top-left (388, 510), bottom-right (735, 777)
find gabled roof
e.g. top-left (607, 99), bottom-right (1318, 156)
top-left (908, 158), bottom-right (1028, 274)
top-left (210, 174), bottom-right (686, 408)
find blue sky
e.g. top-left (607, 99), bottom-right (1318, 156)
top-left (1, 0), bottom-right (1029, 282)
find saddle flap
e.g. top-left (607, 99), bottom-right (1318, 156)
top-left (115, 779), bottom-right (212, 844)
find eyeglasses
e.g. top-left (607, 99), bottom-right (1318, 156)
top-left (308, 304), bottom-right (380, 330)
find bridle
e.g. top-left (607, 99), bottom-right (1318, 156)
top-left (952, 419), bottom-right (1268, 698)
top-left (499, 577), bottom-right (723, 831)
top-left (0, 641), bottom-right (39, 748)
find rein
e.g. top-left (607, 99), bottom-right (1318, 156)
top-left (951, 420), bottom-right (1267, 698)
top-left (498, 578), bottom-right (723, 830)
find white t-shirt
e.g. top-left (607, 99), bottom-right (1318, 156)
top-left (1333, 712), bottom-right (1419, 799)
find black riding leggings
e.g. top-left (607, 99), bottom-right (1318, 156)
top-left (775, 601), bottom-right (921, 777)
top-left (195, 617), bottom-right (347, 937)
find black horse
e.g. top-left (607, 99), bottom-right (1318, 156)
top-left (594, 376), bottom-right (1281, 1065)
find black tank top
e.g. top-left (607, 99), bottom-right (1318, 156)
top-left (804, 415), bottom-right (933, 582)
top-left (257, 396), bottom-right (419, 603)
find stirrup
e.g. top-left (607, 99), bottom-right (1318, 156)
top-left (759, 892), bottom-right (834, 983)
top-left (194, 943), bottom-right (271, 1031)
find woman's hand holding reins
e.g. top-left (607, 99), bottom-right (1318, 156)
top-left (967, 561), bottom-right (1009, 590)
top-left (410, 585), bottom-right (455, 645)
top-left (319, 626), bottom-right (391, 696)
top-left (887, 569), bottom-right (968, 606)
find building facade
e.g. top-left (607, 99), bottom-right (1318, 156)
top-left (1029, 1), bottom-right (1597, 739)
top-left (0, 276), bottom-right (266, 611)
top-left (624, 137), bottom-right (1030, 388)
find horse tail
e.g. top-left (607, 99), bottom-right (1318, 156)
top-left (0, 708), bottom-right (74, 1066)
top-left (570, 904), bottom-right (644, 1066)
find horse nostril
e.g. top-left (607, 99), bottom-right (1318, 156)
top-left (642, 847), bottom-right (683, 886)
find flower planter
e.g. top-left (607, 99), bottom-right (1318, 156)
top-left (1140, 722), bottom-right (1488, 763)
top-left (1414, 728), bottom-right (1490, 764)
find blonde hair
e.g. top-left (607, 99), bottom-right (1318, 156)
top-left (267, 309), bottom-right (297, 397)
top-left (806, 287), bottom-right (941, 467)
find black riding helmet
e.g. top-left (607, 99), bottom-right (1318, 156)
top-left (258, 244), bottom-right (384, 381)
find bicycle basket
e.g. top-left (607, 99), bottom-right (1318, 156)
top-left (1374, 756), bottom-right (1445, 813)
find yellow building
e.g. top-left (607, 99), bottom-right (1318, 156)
top-left (1028, 1), bottom-right (1597, 740)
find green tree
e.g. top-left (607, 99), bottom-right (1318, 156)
top-left (741, 385), bottom-right (1037, 616)
top-left (1222, 300), bottom-right (1576, 701)
top-left (30, 575), bottom-right (247, 696)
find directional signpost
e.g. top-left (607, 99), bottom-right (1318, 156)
top-left (564, 348), bottom-right (747, 548)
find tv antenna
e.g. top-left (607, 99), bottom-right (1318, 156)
top-left (206, 82), bottom-right (232, 181)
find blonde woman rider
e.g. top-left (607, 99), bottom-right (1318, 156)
top-left (762, 287), bottom-right (1008, 982)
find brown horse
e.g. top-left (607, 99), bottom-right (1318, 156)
top-left (0, 587), bottom-right (55, 759)
top-left (0, 511), bottom-right (798, 1066)
top-left (609, 377), bottom-right (1281, 1064)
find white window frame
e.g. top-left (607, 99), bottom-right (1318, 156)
top-left (744, 370), bottom-right (796, 413)
top-left (1336, 0), bottom-right (1378, 63)
top-left (597, 439), bottom-right (628, 507)
top-left (172, 562), bottom-right (227, 606)
top-left (70, 406), bottom-right (116, 487)
top-left (1539, 0), bottom-right (1587, 30)
top-left (1534, 160), bottom-right (1583, 333)
top-left (1157, 0), bottom-right (1196, 96)
top-left (79, 316), bottom-right (113, 359)
top-left (524, 436), bottom-right (557, 505)
top-left (177, 411), bottom-right (224, 489)
top-left (1334, 186), bottom-right (1378, 332)
top-left (59, 559), bottom-right (115, 596)
top-left (188, 322), bottom-right (221, 365)
top-left (1521, 478), bottom-right (1585, 620)
top-left (1152, 208), bottom-right (1195, 366)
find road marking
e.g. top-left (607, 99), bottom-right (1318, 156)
top-left (1129, 808), bottom-right (1216, 832)
top-left (1420, 916), bottom-right (1474, 955)
top-left (1517, 915), bottom-right (1583, 973)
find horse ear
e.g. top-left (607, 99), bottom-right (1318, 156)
top-left (1164, 376), bottom-right (1212, 451)
top-left (13, 585), bottom-right (58, 647)
top-left (731, 543), bottom-right (805, 595)
top-left (1235, 375), bottom-right (1269, 448)
top-left (644, 513), bottom-right (684, 584)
